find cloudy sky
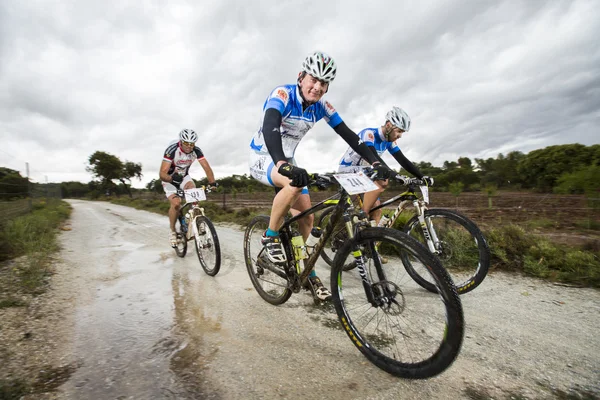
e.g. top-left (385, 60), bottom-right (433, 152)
top-left (1, 0), bottom-right (598, 188)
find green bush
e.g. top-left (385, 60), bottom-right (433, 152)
top-left (486, 224), bottom-right (600, 287)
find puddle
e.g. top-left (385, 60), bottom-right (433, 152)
top-left (62, 249), bottom-right (222, 398)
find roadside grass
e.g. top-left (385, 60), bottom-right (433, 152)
top-left (0, 199), bottom-right (72, 301)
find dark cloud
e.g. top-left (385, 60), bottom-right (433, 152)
top-left (0, 0), bottom-right (598, 186)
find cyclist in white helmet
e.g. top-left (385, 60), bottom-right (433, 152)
top-left (338, 106), bottom-right (433, 225)
top-left (160, 129), bottom-right (218, 247)
top-left (248, 51), bottom-right (391, 301)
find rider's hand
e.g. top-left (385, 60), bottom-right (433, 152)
top-left (278, 163), bottom-right (309, 187)
top-left (171, 173), bottom-right (183, 187)
top-left (422, 176), bottom-right (434, 186)
top-left (369, 162), bottom-right (392, 181)
top-left (208, 182), bottom-right (219, 190)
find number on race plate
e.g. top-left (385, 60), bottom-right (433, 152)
top-left (333, 172), bottom-right (379, 195)
top-left (420, 186), bottom-right (430, 204)
top-left (184, 188), bottom-right (206, 203)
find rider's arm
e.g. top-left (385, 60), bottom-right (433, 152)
top-left (198, 158), bottom-right (216, 184)
top-left (332, 122), bottom-right (380, 165)
top-left (159, 161), bottom-right (175, 183)
top-left (262, 108), bottom-right (287, 167)
top-left (392, 150), bottom-right (423, 178)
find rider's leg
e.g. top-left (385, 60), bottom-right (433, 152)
top-left (168, 195), bottom-right (181, 232)
top-left (363, 180), bottom-right (388, 225)
top-left (268, 173), bottom-right (303, 234)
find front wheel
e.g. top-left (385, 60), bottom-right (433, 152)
top-left (194, 215), bottom-right (221, 276)
top-left (402, 209), bottom-right (490, 294)
top-left (243, 215), bottom-right (292, 305)
top-left (331, 227), bottom-right (464, 379)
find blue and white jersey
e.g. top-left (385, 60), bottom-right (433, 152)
top-left (339, 127), bottom-right (400, 167)
top-left (249, 84), bottom-right (343, 159)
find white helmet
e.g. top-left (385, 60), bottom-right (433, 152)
top-left (179, 129), bottom-right (198, 142)
top-left (386, 107), bottom-right (411, 132)
top-left (302, 51), bottom-right (337, 82)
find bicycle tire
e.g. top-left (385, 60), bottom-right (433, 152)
top-left (174, 216), bottom-right (187, 258)
top-left (402, 209), bottom-right (490, 294)
top-left (194, 215), bottom-right (221, 276)
top-left (317, 206), bottom-right (356, 271)
top-left (243, 215), bottom-right (292, 305)
top-left (330, 227), bottom-right (464, 379)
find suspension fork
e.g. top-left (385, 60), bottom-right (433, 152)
top-left (414, 201), bottom-right (440, 253)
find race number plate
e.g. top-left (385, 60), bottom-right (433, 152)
top-left (184, 188), bottom-right (206, 203)
top-left (333, 172), bottom-right (379, 195)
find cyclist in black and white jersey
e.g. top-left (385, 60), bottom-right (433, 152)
top-left (159, 129), bottom-right (217, 247)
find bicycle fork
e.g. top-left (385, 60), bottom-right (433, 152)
top-left (345, 213), bottom-right (397, 308)
top-left (415, 201), bottom-right (441, 254)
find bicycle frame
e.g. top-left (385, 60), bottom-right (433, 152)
top-left (177, 187), bottom-right (210, 241)
top-left (277, 181), bottom-right (387, 306)
top-left (369, 183), bottom-right (442, 254)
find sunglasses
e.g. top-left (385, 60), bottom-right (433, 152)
top-left (181, 141), bottom-right (195, 147)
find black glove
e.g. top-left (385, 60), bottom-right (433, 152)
top-left (170, 173), bottom-right (183, 187)
top-left (369, 162), bottom-right (392, 181)
top-left (422, 176), bottom-right (434, 186)
top-left (278, 163), bottom-right (309, 187)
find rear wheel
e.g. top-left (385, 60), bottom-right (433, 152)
top-left (402, 209), bottom-right (490, 294)
top-left (194, 215), bottom-right (221, 276)
top-left (243, 215), bottom-right (292, 305)
top-left (331, 227), bottom-right (464, 379)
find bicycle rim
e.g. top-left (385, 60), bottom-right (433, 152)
top-left (194, 216), bottom-right (221, 276)
top-left (243, 215), bottom-right (292, 305)
top-left (331, 227), bottom-right (464, 379)
top-left (403, 209), bottom-right (490, 294)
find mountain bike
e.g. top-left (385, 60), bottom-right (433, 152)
top-left (243, 172), bottom-right (464, 379)
top-left (317, 174), bottom-right (490, 294)
top-left (173, 186), bottom-right (221, 276)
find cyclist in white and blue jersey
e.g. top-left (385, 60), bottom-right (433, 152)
top-left (248, 51), bottom-right (391, 300)
top-left (338, 107), bottom-right (433, 226)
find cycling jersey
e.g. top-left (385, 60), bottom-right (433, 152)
top-left (339, 127), bottom-right (400, 168)
top-left (249, 84), bottom-right (343, 159)
top-left (163, 140), bottom-right (205, 177)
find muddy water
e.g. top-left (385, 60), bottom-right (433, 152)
top-left (59, 201), bottom-right (225, 399)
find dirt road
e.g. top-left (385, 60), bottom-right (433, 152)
top-left (13, 200), bottom-right (600, 399)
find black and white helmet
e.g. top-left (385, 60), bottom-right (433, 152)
top-left (302, 51), bottom-right (337, 83)
top-left (179, 129), bottom-right (198, 142)
top-left (386, 107), bottom-right (411, 132)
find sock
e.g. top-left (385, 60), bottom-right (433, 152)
top-left (265, 228), bottom-right (279, 237)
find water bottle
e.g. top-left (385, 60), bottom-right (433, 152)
top-left (291, 231), bottom-right (308, 260)
top-left (377, 215), bottom-right (391, 228)
top-left (305, 227), bottom-right (322, 255)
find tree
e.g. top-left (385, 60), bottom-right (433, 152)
top-left (0, 167), bottom-right (29, 200)
top-left (517, 144), bottom-right (596, 192)
top-left (86, 151), bottom-right (143, 197)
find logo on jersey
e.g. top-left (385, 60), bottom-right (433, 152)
top-left (366, 131), bottom-right (375, 142)
top-left (271, 88), bottom-right (289, 105)
top-left (324, 101), bottom-right (336, 115)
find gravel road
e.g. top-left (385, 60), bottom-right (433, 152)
top-left (16, 199), bottom-right (600, 399)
